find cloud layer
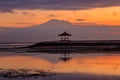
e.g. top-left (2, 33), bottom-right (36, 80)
top-left (0, 0), bottom-right (120, 12)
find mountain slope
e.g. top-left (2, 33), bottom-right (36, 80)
top-left (0, 19), bottom-right (120, 42)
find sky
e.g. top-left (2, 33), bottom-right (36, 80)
top-left (0, 0), bottom-right (120, 28)
top-left (0, 0), bottom-right (120, 42)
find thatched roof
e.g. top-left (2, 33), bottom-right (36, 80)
top-left (58, 31), bottom-right (72, 36)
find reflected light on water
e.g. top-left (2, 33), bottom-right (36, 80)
top-left (0, 54), bottom-right (120, 76)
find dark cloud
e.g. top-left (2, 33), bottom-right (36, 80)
top-left (21, 12), bottom-right (36, 16)
top-left (0, 0), bottom-right (120, 12)
top-left (49, 14), bottom-right (56, 17)
top-left (14, 23), bottom-right (34, 25)
top-left (76, 19), bottom-right (85, 21)
top-left (0, 8), bottom-right (14, 13)
top-left (113, 12), bottom-right (118, 16)
top-left (22, 12), bottom-right (29, 15)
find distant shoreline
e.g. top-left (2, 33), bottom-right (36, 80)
top-left (0, 40), bottom-right (120, 53)
top-left (27, 40), bottom-right (120, 52)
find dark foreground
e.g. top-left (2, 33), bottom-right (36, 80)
top-left (1, 69), bottom-right (120, 80)
top-left (27, 40), bottom-right (120, 52)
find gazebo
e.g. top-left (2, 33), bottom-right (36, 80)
top-left (58, 31), bottom-right (72, 41)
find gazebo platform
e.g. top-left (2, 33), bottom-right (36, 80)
top-left (27, 40), bottom-right (120, 52)
top-left (25, 31), bottom-right (120, 52)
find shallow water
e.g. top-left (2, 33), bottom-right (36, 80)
top-left (0, 51), bottom-right (120, 80)
top-left (0, 43), bottom-right (120, 80)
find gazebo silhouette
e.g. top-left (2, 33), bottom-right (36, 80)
top-left (59, 53), bottom-right (72, 62)
top-left (58, 31), bottom-right (72, 41)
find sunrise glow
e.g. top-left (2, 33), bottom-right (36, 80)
top-left (0, 6), bottom-right (120, 28)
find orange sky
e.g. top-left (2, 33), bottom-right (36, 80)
top-left (0, 6), bottom-right (120, 28)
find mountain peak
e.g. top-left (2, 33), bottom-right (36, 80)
top-left (41, 19), bottom-right (72, 27)
top-left (28, 19), bottom-right (73, 29)
top-left (48, 19), bottom-right (61, 22)
top-left (48, 19), bottom-right (70, 23)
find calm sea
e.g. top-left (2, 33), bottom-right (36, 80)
top-left (0, 42), bottom-right (35, 48)
top-left (0, 42), bottom-right (120, 80)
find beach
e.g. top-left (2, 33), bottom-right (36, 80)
top-left (0, 43), bottom-right (120, 80)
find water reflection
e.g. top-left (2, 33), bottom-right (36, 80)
top-left (0, 51), bottom-right (120, 76)
top-left (59, 53), bottom-right (72, 62)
